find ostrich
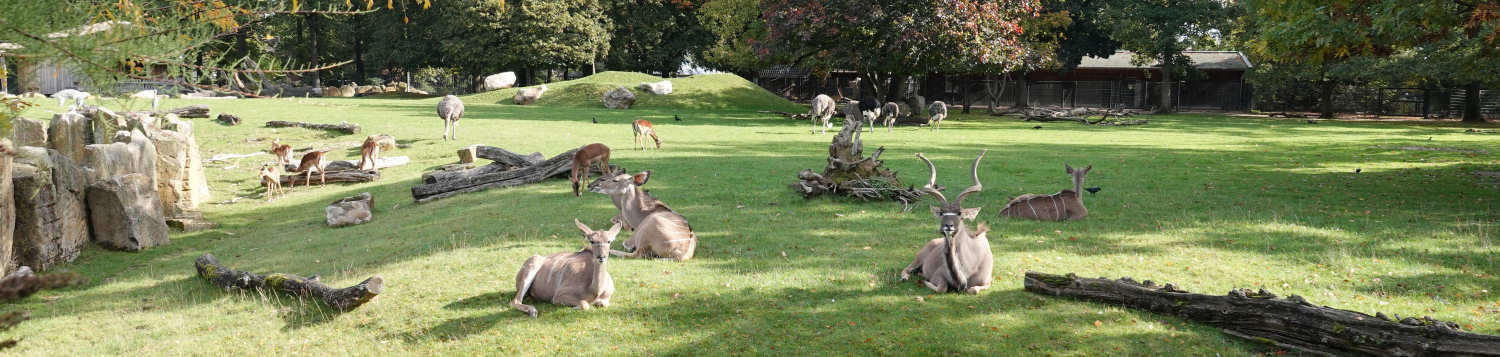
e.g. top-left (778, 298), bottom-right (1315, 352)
top-left (436, 95), bottom-right (465, 141)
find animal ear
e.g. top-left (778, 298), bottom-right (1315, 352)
top-left (929, 205), bottom-right (943, 219)
top-left (605, 221), bottom-right (623, 237)
top-left (1084, 165), bottom-right (1093, 174)
top-left (573, 218), bottom-right (592, 234)
top-left (633, 171), bottom-right (652, 186)
top-left (961, 207), bottom-right (982, 221)
top-left (973, 222), bottom-right (990, 236)
top-left (1065, 164), bottom-right (1074, 174)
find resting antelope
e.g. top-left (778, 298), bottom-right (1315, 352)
top-left (270, 139), bottom-right (294, 166)
top-left (880, 102), bottom-right (901, 132)
top-left (357, 136), bottom-right (380, 170)
top-left (510, 219), bottom-right (619, 318)
top-left (927, 101), bottom-right (949, 132)
top-left (260, 164), bottom-right (282, 201)
top-left (900, 151), bottom-right (994, 294)
top-left (290, 150), bottom-right (330, 188)
top-left (632, 119), bottom-right (661, 150)
top-left (998, 164), bottom-right (1092, 221)
top-left (587, 171), bottom-right (697, 261)
top-left (809, 94), bottom-right (836, 134)
top-left (570, 143), bottom-right (611, 197)
top-left (436, 95), bottom-right (464, 141)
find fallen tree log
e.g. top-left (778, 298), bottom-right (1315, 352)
top-left (266, 120), bottom-right (361, 135)
top-left (1023, 271), bottom-right (1500, 356)
top-left (474, 146), bottom-right (545, 167)
top-left (274, 169), bottom-right (380, 186)
top-left (164, 104), bottom-right (210, 118)
top-left (324, 156), bottom-right (410, 171)
top-left (412, 147), bottom-right (620, 203)
top-left (757, 110), bottom-right (810, 120)
top-left (194, 253), bottom-right (382, 312)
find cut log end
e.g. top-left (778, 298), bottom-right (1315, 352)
top-left (194, 253), bottom-right (383, 312)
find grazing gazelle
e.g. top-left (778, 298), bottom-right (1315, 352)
top-left (809, 94), bottom-right (836, 134)
top-left (570, 143), bottom-right (611, 197)
top-left (270, 139), bottom-right (294, 166)
top-left (260, 164), bottom-right (282, 201)
top-left (291, 150), bottom-right (330, 188)
top-left (632, 119), bottom-right (661, 150)
top-left (900, 151), bottom-right (994, 294)
top-left (436, 95), bottom-right (464, 141)
top-left (357, 135), bottom-right (380, 170)
top-left (587, 171), bottom-right (697, 261)
top-left (999, 164), bottom-right (1092, 221)
top-left (510, 219), bottom-right (620, 318)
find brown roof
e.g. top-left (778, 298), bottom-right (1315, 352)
top-left (1078, 51), bottom-right (1253, 70)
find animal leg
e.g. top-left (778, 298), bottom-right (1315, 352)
top-left (319, 168), bottom-right (326, 185)
top-left (965, 284), bottom-right (990, 295)
top-left (452, 120), bottom-right (459, 140)
top-left (511, 256), bottom-right (545, 318)
top-left (923, 280), bottom-right (949, 293)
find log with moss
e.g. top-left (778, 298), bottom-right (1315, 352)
top-left (1023, 271), bottom-right (1500, 356)
top-left (194, 253), bottom-right (382, 312)
top-left (789, 118), bottom-right (922, 209)
top-left (275, 169), bottom-right (380, 186)
top-left (265, 120), bottom-right (361, 135)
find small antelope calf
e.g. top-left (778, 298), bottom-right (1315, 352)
top-left (291, 150), bottom-right (330, 188)
top-left (358, 136), bottom-right (381, 170)
top-left (632, 119), bottom-right (661, 150)
top-left (587, 171), bottom-right (697, 261)
top-left (901, 151), bottom-right (994, 294)
top-left (570, 143), bottom-right (611, 197)
top-left (270, 139), bottom-right (294, 166)
top-left (510, 219), bottom-right (620, 318)
top-left (260, 164), bottom-right (282, 201)
top-left (999, 164), bottom-right (1092, 221)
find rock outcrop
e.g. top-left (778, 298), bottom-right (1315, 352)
top-left (85, 173), bottom-right (169, 251)
top-left (637, 80), bottom-right (673, 95)
top-left (602, 86), bottom-right (637, 109)
top-left (483, 72), bottom-right (517, 91)
top-left (327, 192), bottom-right (374, 227)
top-left (12, 117), bottom-right (46, 147)
top-left (11, 147), bottom-right (89, 271)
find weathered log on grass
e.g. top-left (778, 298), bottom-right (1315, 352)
top-left (412, 147), bottom-right (620, 203)
top-left (265, 120), bottom-right (361, 135)
top-left (274, 169), bottom-right (380, 186)
top-left (194, 253), bottom-right (382, 312)
top-left (1023, 271), bottom-right (1500, 356)
top-left (164, 105), bottom-right (211, 118)
top-left (323, 156), bottom-right (410, 171)
top-left (474, 146), bottom-right (545, 167)
top-left (757, 110), bottom-right (811, 120)
top-left (0, 266), bottom-right (83, 302)
top-left (790, 119), bottom-right (923, 209)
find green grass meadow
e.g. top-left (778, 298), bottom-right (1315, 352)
top-left (6, 73), bottom-right (1499, 355)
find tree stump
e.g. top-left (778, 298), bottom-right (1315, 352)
top-left (194, 253), bottom-right (382, 312)
top-left (1024, 271), bottom-right (1500, 356)
top-left (789, 118), bottom-right (922, 209)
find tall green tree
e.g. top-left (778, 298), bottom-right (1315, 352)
top-left (760, 0), bottom-right (1040, 101)
top-left (603, 0), bottom-right (712, 76)
top-left (696, 0), bottom-right (767, 75)
top-left (1098, 0), bottom-right (1235, 113)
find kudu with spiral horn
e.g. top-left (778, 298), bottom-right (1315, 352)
top-left (899, 151), bottom-right (995, 294)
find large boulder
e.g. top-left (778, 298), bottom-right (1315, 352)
top-left (327, 192), bottom-right (374, 228)
top-left (602, 86), bottom-right (637, 109)
top-left (483, 72), bottom-right (517, 91)
top-left (79, 106), bottom-right (127, 145)
top-left (85, 173), bottom-right (169, 251)
top-left (46, 112), bottom-right (90, 164)
top-left (83, 129), bottom-right (157, 187)
top-left (151, 117), bottom-right (210, 218)
top-left (513, 85), bottom-right (548, 105)
top-left (637, 80), bottom-right (673, 95)
top-left (11, 147), bottom-right (89, 271)
top-left (12, 116), bottom-right (46, 147)
top-left (0, 140), bottom-right (13, 275)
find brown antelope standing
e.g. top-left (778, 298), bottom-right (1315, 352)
top-left (270, 139), bottom-right (294, 166)
top-left (809, 94), bottom-right (836, 134)
top-left (291, 150), bottom-right (330, 188)
top-left (436, 95), bottom-right (464, 141)
top-left (260, 164), bottom-right (282, 201)
top-left (900, 151), bottom-right (994, 294)
top-left (632, 119), bottom-right (661, 150)
top-left (587, 171), bottom-right (697, 261)
top-left (357, 136), bottom-right (380, 170)
top-left (998, 164), bottom-right (1092, 221)
top-left (510, 218), bottom-right (620, 318)
top-left (570, 143), bottom-right (611, 197)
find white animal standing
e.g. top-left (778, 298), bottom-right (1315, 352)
top-left (808, 94), bottom-right (836, 134)
top-left (52, 89), bottom-right (90, 109)
top-left (436, 95), bottom-right (465, 141)
top-left (510, 219), bottom-right (620, 318)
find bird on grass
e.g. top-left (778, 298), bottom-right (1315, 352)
top-left (1354, 168), bottom-right (1362, 174)
top-left (1085, 187), bottom-right (1101, 195)
top-left (1306, 119), bottom-right (1318, 124)
top-left (1032, 125), bottom-right (1043, 130)
top-left (674, 114), bottom-right (682, 122)
top-left (592, 117), bottom-right (598, 124)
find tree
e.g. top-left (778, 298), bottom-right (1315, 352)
top-left (1046, 0), bottom-right (1121, 71)
top-left (1243, 1), bottom-right (1398, 118)
top-left (759, 0), bottom-right (1040, 101)
top-left (1098, 0), bottom-right (1235, 113)
top-left (427, 0), bottom-right (610, 87)
top-left (603, 0), bottom-right (712, 76)
top-left (696, 0), bottom-right (769, 75)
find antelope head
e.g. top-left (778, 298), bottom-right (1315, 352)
top-left (915, 150), bottom-right (987, 239)
top-left (1065, 164), bottom-right (1092, 193)
top-left (574, 218), bottom-right (621, 264)
top-left (588, 171), bottom-right (650, 196)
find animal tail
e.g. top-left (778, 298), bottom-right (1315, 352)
top-left (512, 257), bottom-right (543, 318)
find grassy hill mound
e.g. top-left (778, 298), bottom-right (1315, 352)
top-left (463, 71), bottom-right (801, 112)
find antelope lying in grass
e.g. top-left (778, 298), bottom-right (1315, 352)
top-left (632, 119), bottom-right (661, 150)
top-left (900, 151), bottom-right (994, 294)
top-left (999, 164), bottom-right (1092, 221)
top-left (587, 171), bottom-right (697, 261)
top-left (510, 219), bottom-right (620, 318)
top-left (809, 94), bottom-right (836, 134)
top-left (570, 143), bottom-right (611, 197)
